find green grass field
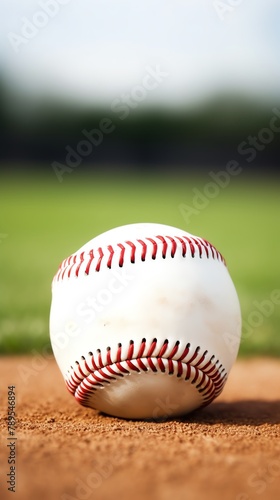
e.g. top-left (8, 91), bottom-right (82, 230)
top-left (0, 168), bottom-right (279, 356)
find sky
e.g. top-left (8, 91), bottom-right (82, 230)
top-left (1, 0), bottom-right (280, 107)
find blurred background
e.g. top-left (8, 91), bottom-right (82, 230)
top-left (0, 0), bottom-right (279, 355)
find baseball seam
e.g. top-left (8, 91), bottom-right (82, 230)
top-left (54, 234), bottom-right (225, 282)
top-left (65, 339), bottom-right (227, 411)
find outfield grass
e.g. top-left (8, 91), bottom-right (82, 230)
top-left (0, 168), bottom-right (279, 356)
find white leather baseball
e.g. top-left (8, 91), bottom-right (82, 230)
top-left (50, 223), bottom-right (241, 419)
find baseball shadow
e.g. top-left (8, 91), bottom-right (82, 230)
top-left (179, 400), bottom-right (280, 425)
top-left (98, 400), bottom-right (280, 425)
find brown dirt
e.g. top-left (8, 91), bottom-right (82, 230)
top-left (0, 356), bottom-right (280, 500)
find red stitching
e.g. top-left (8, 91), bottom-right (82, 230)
top-left (117, 243), bottom-right (125, 267)
top-left (192, 238), bottom-right (203, 258)
top-left (106, 365), bottom-right (120, 377)
top-left (168, 341), bottom-right (180, 359)
top-left (116, 362), bottom-right (129, 374)
top-left (107, 245), bottom-right (114, 269)
top-left (147, 338), bottom-right (157, 357)
top-left (53, 234), bottom-right (225, 282)
top-left (85, 250), bottom-right (94, 275)
top-left (88, 352), bottom-right (98, 371)
top-left (197, 238), bottom-right (209, 258)
top-left (138, 339), bottom-right (146, 358)
top-left (96, 248), bottom-right (104, 272)
top-left (185, 363), bottom-right (191, 380)
top-left (166, 236), bottom-right (177, 257)
top-left (83, 357), bottom-right (92, 373)
top-left (137, 239), bottom-right (147, 261)
top-left (168, 358), bottom-right (174, 374)
top-left (192, 367), bottom-right (200, 384)
top-left (61, 256), bottom-right (72, 280)
top-left (188, 347), bottom-right (200, 364)
top-left (137, 358), bottom-right (148, 371)
top-left (66, 339), bottom-right (227, 413)
top-left (158, 339), bottom-right (168, 357)
top-left (147, 357), bottom-right (157, 372)
top-left (146, 238), bottom-right (158, 259)
top-left (75, 252), bottom-right (85, 277)
top-left (156, 236), bottom-right (168, 258)
top-left (68, 255), bottom-right (77, 278)
top-left (157, 358), bottom-right (166, 372)
top-left (77, 362), bottom-right (87, 378)
top-left (126, 241), bottom-right (136, 263)
top-left (127, 340), bottom-right (134, 359)
top-left (177, 360), bottom-right (183, 377)
top-left (196, 371), bottom-right (206, 389)
top-left (183, 236), bottom-right (195, 257)
top-left (106, 348), bottom-right (112, 365)
top-left (115, 344), bottom-right (121, 362)
top-left (177, 344), bottom-right (190, 361)
top-left (175, 236), bottom-right (187, 257)
top-left (99, 368), bottom-right (114, 381)
top-left (126, 360), bottom-right (140, 372)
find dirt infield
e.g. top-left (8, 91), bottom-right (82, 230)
top-left (0, 356), bottom-right (280, 500)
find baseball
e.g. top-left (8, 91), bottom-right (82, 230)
top-left (50, 223), bottom-right (241, 419)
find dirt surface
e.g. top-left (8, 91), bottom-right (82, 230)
top-left (0, 356), bottom-right (280, 500)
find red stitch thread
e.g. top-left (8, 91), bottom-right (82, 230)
top-left (126, 241), bottom-right (136, 263)
top-left (107, 245), bottom-right (114, 269)
top-left (157, 339), bottom-right (168, 357)
top-left (157, 358), bottom-right (166, 372)
top-left (116, 362), bottom-right (129, 374)
top-left (203, 239), bottom-right (217, 260)
top-left (89, 353), bottom-right (99, 371)
top-left (147, 338), bottom-right (157, 357)
top-left (168, 341), bottom-right (180, 359)
top-left (183, 236), bottom-right (195, 257)
top-left (146, 238), bottom-right (158, 259)
top-left (61, 255), bottom-right (72, 280)
top-left (177, 360), bottom-right (183, 377)
top-left (198, 238), bottom-right (209, 258)
top-left (97, 349), bottom-right (103, 368)
top-left (192, 367), bottom-right (200, 384)
top-left (137, 239), bottom-right (147, 261)
top-left (84, 358), bottom-right (92, 373)
top-left (92, 372), bottom-right (106, 384)
top-left (192, 238), bottom-right (203, 258)
top-left (126, 360), bottom-right (140, 372)
top-left (66, 340), bottom-right (227, 411)
top-left (77, 363), bottom-right (87, 378)
top-left (185, 363), bottom-right (191, 380)
top-left (116, 344), bottom-right (122, 362)
top-left (68, 255), bottom-right (77, 278)
top-left (137, 358), bottom-right (148, 371)
top-left (96, 248), bottom-right (104, 272)
top-left (156, 236), bottom-right (168, 258)
top-left (200, 376), bottom-right (211, 393)
top-left (177, 344), bottom-right (190, 361)
top-left (127, 340), bottom-right (134, 359)
top-left (147, 357), bottom-right (157, 372)
top-left (168, 359), bottom-right (174, 374)
top-left (107, 365), bottom-right (123, 377)
top-left (85, 250), bottom-right (94, 275)
top-left (98, 369), bottom-right (114, 381)
top-left (188, 347), bottom-right (200, 364)
top-left (166, 236), bottom-right (177, 257)
top-left (117, 243), bottom-right (125, 267)
top-left (175, 236), bottom-right (187, 257)
top-left (75, 252), bottom-right (85, 277)
top-left (138, 339), bottom-right (146, 358)
top-left (53, 234), bottom-right (226, 281)
top-left (106, 347), bottom-right (112, 365)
